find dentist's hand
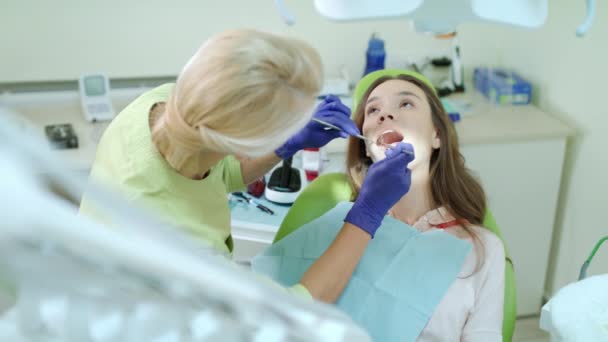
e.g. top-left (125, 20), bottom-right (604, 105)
top-left (344, 142), bottom-right (415, 238)
top-left (275, 95), bottom-right (360, 159)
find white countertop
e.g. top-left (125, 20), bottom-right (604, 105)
top-left (1, 90), bottom-right (136, 173)
top-left (1, 89), bottom-right (575, 172)
top-left (450, 92), bottom-right (575, 145)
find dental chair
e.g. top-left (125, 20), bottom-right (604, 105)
top-left (274, 173), bottom-right (517, 341)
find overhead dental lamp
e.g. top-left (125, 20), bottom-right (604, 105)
top-left (275, 0), bottom-right (596, 37)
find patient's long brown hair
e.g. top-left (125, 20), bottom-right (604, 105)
top-left (347, 75), bottom-right (487, 239)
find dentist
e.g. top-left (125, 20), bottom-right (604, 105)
top-left (80, 29), bottom-right (412, 301)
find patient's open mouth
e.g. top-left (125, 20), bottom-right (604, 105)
top-left (377, 131), bottom-right (404, 146)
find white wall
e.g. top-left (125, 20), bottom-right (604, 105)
top-left (459, 1), bottom-right (608, 295)
top-left (0, 0), bottom-right (451, 82)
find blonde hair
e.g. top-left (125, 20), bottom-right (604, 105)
top-left (152, 29), bottom-right (323, 170)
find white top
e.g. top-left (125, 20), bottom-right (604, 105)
top-left (410, 208), bottom-right (506, 342)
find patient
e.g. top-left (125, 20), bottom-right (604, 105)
top-left (347, 71), bottom-right (506, 341)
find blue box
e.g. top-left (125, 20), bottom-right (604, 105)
top-left (474, 68), bottom-right (532, 105)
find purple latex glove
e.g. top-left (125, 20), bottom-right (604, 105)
top-left (344, 142), bottom-right (415, 238)
top-left (275, 95), bottom-right (360, 159)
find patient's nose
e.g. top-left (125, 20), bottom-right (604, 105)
top-left (378, 113), bottom-right (394, 124)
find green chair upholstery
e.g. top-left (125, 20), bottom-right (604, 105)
top-left (274, 173), bottom-right (517, 341)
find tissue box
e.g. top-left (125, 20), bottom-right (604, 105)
top-left (474, 68), bottom-right (532, 105)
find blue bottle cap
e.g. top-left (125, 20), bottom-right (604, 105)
top-left (448, 112), bottom-right (461, 123)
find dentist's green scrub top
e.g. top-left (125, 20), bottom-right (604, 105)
top-left (79, 83), bottom-right (311, 298)
top-left (80, 84), bottom-right (241, 254)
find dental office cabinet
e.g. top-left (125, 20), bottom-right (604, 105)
top-left (2, 89), bottom-right (573, 317)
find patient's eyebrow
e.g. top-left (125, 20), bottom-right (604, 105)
top-left (396, 91), bottom-right (421, 99)
top-left (366, 91), bottom-right (421, 105)
top-left (366, 96), bottom-right (380, 104)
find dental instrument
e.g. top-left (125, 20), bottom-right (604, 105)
top-left (578, 235), bottom-right (608, 280)
top-left (314, 118), bottom-right (415, 157)
top-left (232, 192), bottom-right (275, 215)
top-left (312, 117), bottom-right (371, 143)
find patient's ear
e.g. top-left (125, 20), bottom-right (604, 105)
top-left (432, 128), bottom-right (441, 149)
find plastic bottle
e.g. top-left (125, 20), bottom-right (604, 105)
top-left (363, 34), bottom-right (386, 77)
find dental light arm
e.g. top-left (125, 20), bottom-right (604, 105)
top-left (274, 0), bottom-right (595, 37)
top-left (577, 0), bottom-right (596, 37)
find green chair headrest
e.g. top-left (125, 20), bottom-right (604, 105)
top-left (352, 69), bottom-right (436, 113)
